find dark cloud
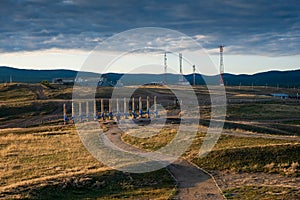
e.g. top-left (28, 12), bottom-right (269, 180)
top-left (0, 0), bottom-right (299, 55)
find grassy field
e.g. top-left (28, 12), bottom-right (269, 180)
top-left (192, 143), bottom-right (300, 176)
top-left (122, 128), bottom-right (300, 199)
top-left (223, 185), bottom-right (300, 200)
top-left (227, 102), bottom-right (300, 120)
top-left (1, 83), bottom-right (300, 199)
top-left (0, 125), bottom-right (176, 199)
top-left (122, 127), bottom-right (178, 151)
top-left (0, 125), bottom-right (101, 186)
top-left (123, 129), bottom-right (300, 176)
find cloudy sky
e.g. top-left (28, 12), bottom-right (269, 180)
top-left (0, 0), bottom-right (299, 74)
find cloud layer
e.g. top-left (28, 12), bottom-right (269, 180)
top-left (0, 0), bottom-right (299, 55)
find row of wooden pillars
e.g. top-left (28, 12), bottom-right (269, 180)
top-left (63, 96), bottom-right (158, 123)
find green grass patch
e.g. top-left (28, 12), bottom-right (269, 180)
top-left (192, 143), bottom-right (300, 176)
top-left (223, 121), bottom-right (300, 136)
top-left (265, 123), bottom-right (300, 136)
top-left (200, 119), bottom-right (300, 136)
top-left (122, 128), bottom-right (178, 151)
top-left (281, 120), bottom-right (300, 125)
top-left (227, 103), bottom-right (300, 120)
top-left (0, 102), bottom-right (58, 120)
top-left (224, 185), bottom-right (300, 200)
top-left (213, 135), bottom-right (297, 150)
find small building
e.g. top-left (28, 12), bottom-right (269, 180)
top-left (53, 78), bottom-right (74, 85)
top-left (143, 82), bottom-right (164, 86)
top-left (270, 93), bottom-right (289, 99)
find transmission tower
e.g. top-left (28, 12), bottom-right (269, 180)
top-left (179, 53), bottom-right (183, 83)
top-left (164, 52), bottom-right (167, 84)
top-left (219, 45), bottom-right (224, 86)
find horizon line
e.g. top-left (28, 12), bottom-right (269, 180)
top-left (1, 66), bottom-right (299, 76)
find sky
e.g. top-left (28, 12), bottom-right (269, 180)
top-left (0, 0), bottom-right (299, 74)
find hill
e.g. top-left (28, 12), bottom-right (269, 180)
top-left (1, 66), bottom-right (299, 87)
top-left (0, 66), bottom-right (97, 83)
top-left (223, 70), bottom-right (300, 87)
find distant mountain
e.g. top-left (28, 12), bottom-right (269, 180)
top-left (0, 66), bottom-right (299, 87)
top-left (223, 70), bottom-right (300, 87)
top-left (0, 66), bottom-right (97, 83)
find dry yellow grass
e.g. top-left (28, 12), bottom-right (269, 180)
top-left (0, 125), bottom-right (177, 199)
top-left (0, 125), bottom-right (104, 187)
top-left (122, 126), bottom-right (178, 151)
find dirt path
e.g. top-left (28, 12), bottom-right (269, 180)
top-left (102, 122), bottom-right (224, 200)
top-left (167, 159), bottom-right (224, 199)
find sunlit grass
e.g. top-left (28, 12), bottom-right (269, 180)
top-left (122, 127), bottom-right (300, 176)
top-left (0, 125), bottom-right (177, 199)
top-left (0, 125), bottom-right (102, 186)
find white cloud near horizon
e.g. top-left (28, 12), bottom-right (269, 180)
top-left (0, 48), bottom-right (299, 75)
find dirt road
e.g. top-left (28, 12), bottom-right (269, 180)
top-left (103, 122), bottom-right (224, 200)
top-left (167, 159), bottom-right (224, 199)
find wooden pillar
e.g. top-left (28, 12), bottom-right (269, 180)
top-left (63, 103), bottom-right (67, 124)
top-left (86, 101), bottom-right (89, 121)
top-left (93, 100), bottom-right (97, 120)
top-left (109, 99), bottom-right (112, 113)
top-left (146, 96), bottom-right (150, 118)
top-left (109, 99), bottom-right (113, 120)
top-left (71, 102), bottom-right (75, 118)
top-left (116, 98), bottom-right (119, 113)
top-left (123, 97), bottom-right (127, 113)
top-left (154, 96), bottom-right (157, 117)
top-left (139, 96), bottom-right (142, 117)
top-left (132, 97), bottom-right (135, 113)
top-left (124, 97), bottom-right (128, 118)
top-left (79, 102), bottom-right (82, 122)
top-left (100, 99), bottom-right (104, 114)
